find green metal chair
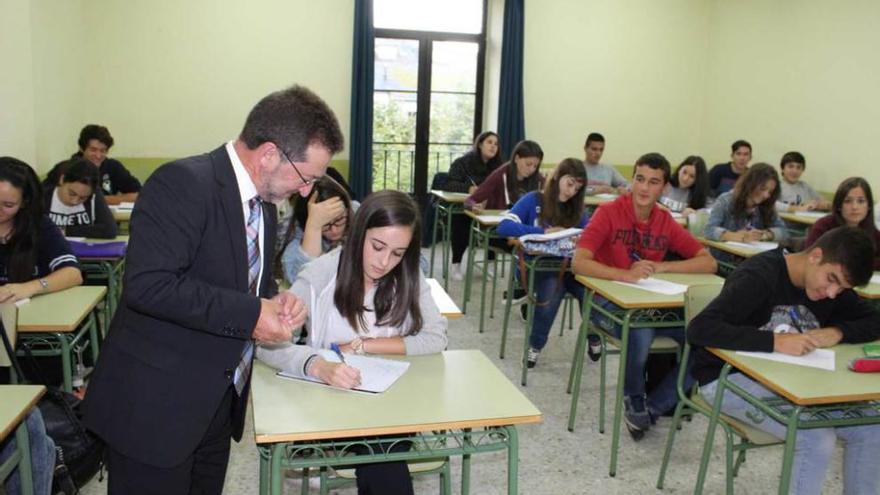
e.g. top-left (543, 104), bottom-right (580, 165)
top-left (656, 284), bottom-right (783, 493)
top-left (311, 457), bottom-right (452, 495)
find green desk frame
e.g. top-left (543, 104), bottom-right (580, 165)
top-left (461, 211), bottom-right (506, 332)
top-left (694, 345), bottom-right (880, 495)
top-left (429, 191), bottom-right (468, 291)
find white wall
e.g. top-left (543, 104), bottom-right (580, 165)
top-left (81, 0), bottom-right (353, 159)
top-left (524, 0), bottom-right (710, 166)
top-left (700, 0), bottom-right (880, 192)
top-left (0, 0), bottom-right (38, 165)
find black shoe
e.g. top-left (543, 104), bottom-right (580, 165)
top-left (519, 304), bottom-right (529, 322)
top-left (623, 395), bottom-right (651, 441)
top-left (527, 347), bottom-right (540, 368)
top-left (503, 289), bottom-right (528, 305)
top-left (587, 335), bottom-right (602, 362)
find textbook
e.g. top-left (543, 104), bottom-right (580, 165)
top-left (276, 349), bottom-right (410, 394)
top-left (518, 228), bottom-right (583, 243)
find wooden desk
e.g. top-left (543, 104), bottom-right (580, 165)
top-left (426, 278), bottom-right (462, 319)
top-left (569, 273), bottom-right (724, 476)
top-left (462, 209), bottom-right (507, 333)
top-left (584, 193), bottom-right (618, 208)
top-left (778, 211), bottom-right (824, 227)
top-left (17, 286), bottom-right (106, 392)
top-left (694, 344), bottom-right (880, 494)
top-left (0, 385), bottom-right (46, 495)
top-left (70, 235), bottom-right (128, 323)
top-left (253, 350), bottom-right (542, 494)
top-left (429, 190), bottom-right (470, 290)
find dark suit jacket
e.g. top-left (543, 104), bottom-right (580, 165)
top-left (82, 146), bottom-right (277, 467)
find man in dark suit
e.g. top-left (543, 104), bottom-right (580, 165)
top-left (82, 85), bottom-right (344, 494)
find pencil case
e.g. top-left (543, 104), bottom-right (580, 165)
top-left (849, 357), bottom-right (880, 373)
top-left (863, 343), bottom-right (880, 357)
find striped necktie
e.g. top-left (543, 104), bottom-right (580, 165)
top-left (246, 196), bottom-right (262, 295)
top-left (234, 196), bottom-right (261, 396)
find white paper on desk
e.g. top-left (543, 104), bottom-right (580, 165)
top-left (66, 237), bottom-right (86, 242)
top-left (593, 193), bottom-right (618, 199)
top-left (612, 277), bottom-right (689, 295)
top-left (117, 202), bottom-right (135, 210)
top-left (519, 227), bottom-right (582, 242)
top-left (475, 214), bottom-right (508, 224)
top-left (870, 273), bottom-right (880, 285)
top-left (277, 350), bottom-right (410, 393)
top-left (670, 212), bottom-right (684, 219)
top-left (792, 211), bottom-right (825, 219)
top-left (724, 241), bottom-right (779, 252)
top-left (737, 348), bottom-right (835, 371)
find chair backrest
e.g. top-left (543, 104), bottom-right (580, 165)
top-left (685, 284), bottom-right (722, 325)
top-left (0, 302), bottom-right (19, 367)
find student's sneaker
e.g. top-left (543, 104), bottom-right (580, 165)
top-left (503, 288), bottom-right (528, 305)
top-left (623, 395), bottom-right (652, 441)
top-left (519, 304), bottom-right (529, 322)
top-left (587, 335), bottom-right (602, 362)
top-left (526, 347), bottom-right (540, 368)
top-left (450, 263), bottom-right (464, 281)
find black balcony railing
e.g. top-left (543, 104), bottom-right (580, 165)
top-left (372, 141), bottom-right (471, 192)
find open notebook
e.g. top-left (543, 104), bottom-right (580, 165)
top-left (276, 349), bottom-right (410, 394)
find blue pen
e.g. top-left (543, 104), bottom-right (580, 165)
top-left (787, 307), bottom-right (803, 333)
top-left (330, 343), bottom-right (347, 363)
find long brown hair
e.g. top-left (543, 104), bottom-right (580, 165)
top-left (333, 190), bottom-right (423, 335)
top-left (832, 177), bottom-right (876, 231)
top-left (731, 163), bottom-right (779, 227)
top-left (539, 158), bottom-right (586, 228)
top-left (504, 140), bottom-right (544, 204)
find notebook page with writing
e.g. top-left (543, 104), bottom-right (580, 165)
top-left (277, 350), bottom-right (410, 393)
top-left (736, 348), bottom-right (835, 371)
top-left (612, 277), bottom-right (689, 295)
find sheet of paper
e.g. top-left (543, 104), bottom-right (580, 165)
top-left (277, 351), bottom-right (410, 393)
top-left (870, 273), bottom-right (880, 285)
top-left (117, 202), bottom-right (135, 210)
top-left (724, 241), bottom-right (779, 252)
top-left (737, 348), bottom-right (835, 371)
top-left (792, 211), bottom-right (825, 219)
top-left (670, 212), bottom-right (684, 219)
top-left (475, 214), bottom-right (508, 224)
top-left (519, 227), bottom-right (583, 243)
top-left (426, 278), bottom-right (460, 315)
top-left (594, 193), bottom-right (618, 199)
top-left (612, 277), bottom-right (689, 295)
top-left (66, 237), bottom-right (87, 242)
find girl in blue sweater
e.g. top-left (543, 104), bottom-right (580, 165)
top-left (497, 158), bottom-right (592, 367)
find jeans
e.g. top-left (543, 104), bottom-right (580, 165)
top-left (529, 271), bottom-right (584, 350)
top-left (589, 296), bottom-right (689, 415)
top-left (702, 373), bottom-right (880, 495)
top-left (1, 409), bottom-right (56, 495)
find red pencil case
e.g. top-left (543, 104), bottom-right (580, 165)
top-left (849, 357), bottom-right (880, 373)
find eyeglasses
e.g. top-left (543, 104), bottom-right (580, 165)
top-left (274, 144), bottom-right (313, 188)
top-left (322, 216), bottom-right (348, 232)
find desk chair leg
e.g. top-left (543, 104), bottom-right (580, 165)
top-left (506, 425), bottom-right (520, 495)
top-left (461, 428), bottom-right (472, 495)
top-left (258, 448), bottom-right (270, 495)
top-left (478, 231), bottom-right (490, 333)
top-left (598, 331), bottom-right (608, 433)
top-left (657, 398), bottom-right (688, 489)
top-left (430, 204), bottom-right (441, 278)
top-left (461, 219), bottom-right (477, 313)
top-left (56, 334), bottom-right (73, 393)
top-left (442, 210), bottom-right (453, 290)
top-left (608, 311), bottom-right (634, 477)
top-left (694, 364), bottom-right (732, 495)
top-left (725, 429), bottom-right (735, 495)
top-left (567, 292), bottom-right (594, 430)
top-left (489, 251), bottom-right (499, 320)
top-left (520, 272), bottom-right (538, 386)
top-left (440, 460), bottom-right (452, 495)
top-left (500, 257), bottom-right (517, 359)
top-left (270, 444), bottom-right (285, 495)
top-left (14, 419), bottom-right (34, 495)
top-left (778, 407), bottom-right (803, 495)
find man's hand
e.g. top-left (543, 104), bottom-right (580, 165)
top-left (773, 333), bottom-right (821, 355)
top-left (805, 327), bottom-right (843, 348)
top-left (310, 359), bottom-right (362, 389)
top-left (273, 291), bottom-right (307, 331)
top-left (252, 298), bottom-right (294, 344)
top-left (618, 261), bottom-right (654, 283)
